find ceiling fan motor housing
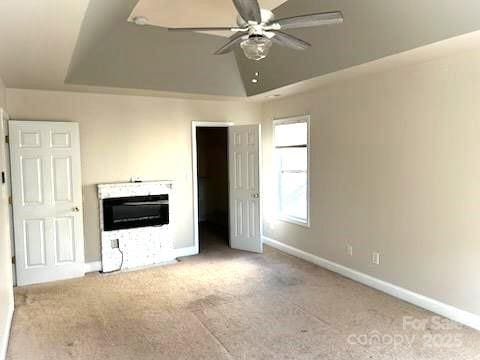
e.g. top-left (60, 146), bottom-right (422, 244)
top-left (237, 9), bottom-right (275, 27)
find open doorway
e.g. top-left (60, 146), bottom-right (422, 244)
top-left (192, 122), bottom-right (262, 255)
top-left (196, 127), bottom-right (229, 252)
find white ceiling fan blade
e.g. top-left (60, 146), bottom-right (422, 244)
top-left (214, 33), bottom-right (247, 55)
top-left (232, 0), bottom-right (262, 23)
top-left (168, 27), bottom-right (240, 32)
top-left (274, 11), bottom-right (344, 30)
top-left (272, 31), bottom-right (311, 50)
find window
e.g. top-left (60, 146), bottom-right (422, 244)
top-left (274, 115), bottom-right (310, 227)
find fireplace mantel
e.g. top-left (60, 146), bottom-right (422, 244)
top-left (98, 181), bottom-right (174, 199)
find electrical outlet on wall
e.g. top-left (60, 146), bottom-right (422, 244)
top-left (111, 239), bottom-right (119, 249)
top-left (346, 244), bottom-right (353, 257)
top-left (372, 252), bottom-right (380, 265)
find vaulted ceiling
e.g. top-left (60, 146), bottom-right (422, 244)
top-left (238, 0), bottom-right (480, 96)
top-left (1, 0), bottom-right (480, 99)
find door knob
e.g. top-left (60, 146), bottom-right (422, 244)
top-left (252, 193), bottom-right (260, 199)
top-left (73, 206), bottom-right (80, 212)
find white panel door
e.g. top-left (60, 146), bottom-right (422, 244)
top-left (9, 121), bottom-right (85, 286)
top-left (229, 125), bottom-right (262, 253)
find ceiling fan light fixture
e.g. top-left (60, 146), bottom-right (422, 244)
top-left (167, 0), bottom-right (344, 58)
top-left (240, 36), bottom-right (272, 61)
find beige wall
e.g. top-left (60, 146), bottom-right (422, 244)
top-left (0, 76), bottom-right (14, 358)
top-left (6, 89), bottom-right (262, 262)
top-left (262, 48), bottom-right (480, 316)
top-left (0, 77), bottom-right (5, 108)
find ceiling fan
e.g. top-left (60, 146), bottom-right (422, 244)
top-left (167, 0), bottom-right (344, 61)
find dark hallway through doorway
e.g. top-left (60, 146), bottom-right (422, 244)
top-left (196, 127), bottom-right (229, 253)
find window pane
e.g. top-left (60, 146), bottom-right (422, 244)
top-left (279, 172), bottom-right (307, 221)
top-left (275, 122), bottom-right (307, 147)
top-left (278, 147), bottom-right (307, 172)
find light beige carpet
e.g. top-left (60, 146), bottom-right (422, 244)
top-left (7, 241), bottom-right (480, 359)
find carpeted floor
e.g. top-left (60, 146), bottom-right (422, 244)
top-left (7, 231), bottom-right (480, 359)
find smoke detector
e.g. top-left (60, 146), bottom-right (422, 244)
top-left (133, 16), bottom-right (149, 26)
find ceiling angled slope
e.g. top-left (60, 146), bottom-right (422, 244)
top-left (3, 0), bottom-right (480, 99)
top-left (66, 0), bottom-right (247, 97)
top-left (0, 0), bottom-right (91, 91)
top-left (236, 0), bottom-right (480, 96)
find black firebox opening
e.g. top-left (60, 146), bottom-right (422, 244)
top-left (103, 194), bottom-right (169, 231)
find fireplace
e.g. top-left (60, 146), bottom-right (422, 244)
top-left (98, 181), bottom-right (175, 272)
top-left (102, 194), bottom-right (169, 231)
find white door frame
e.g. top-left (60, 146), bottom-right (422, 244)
top-left (1, 109), bottom-right (16, 286)
top-left (191, 121), bottom-right (233, 254)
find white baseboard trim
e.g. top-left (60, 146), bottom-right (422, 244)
top-left (174, 246), bottom-right (198, 258)
top-left (0, 300), bottom-right (14, 360)
top-left (84, 261), bottom-right (102, 273)
top-left (262, 236), bottom-right (480, 331)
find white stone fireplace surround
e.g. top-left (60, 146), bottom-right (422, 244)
top-left (98, 181), bottom-right (175, 272)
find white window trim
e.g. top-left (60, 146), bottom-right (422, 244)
top-left (273, 115), bottom-right (311, 228)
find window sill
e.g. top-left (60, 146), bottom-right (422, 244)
top-left (278, 216), bottom-right (310, 228)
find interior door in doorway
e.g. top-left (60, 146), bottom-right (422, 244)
top-left (228, 125), bottom-right (262, 253)
top-left (9, 121), bottom-right (85, 286)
